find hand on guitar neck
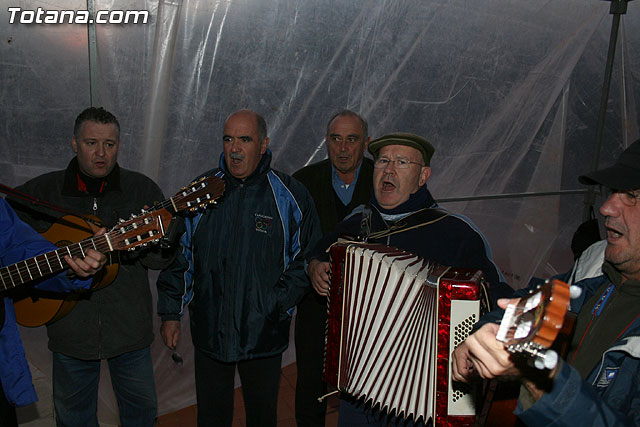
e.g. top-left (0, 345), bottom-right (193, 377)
top-left (451, 300), bottom-right (553, 402)
top-left (63, 227), bottom-right (108, 278)
top-left (11, 175), bottom-right (226, 327)
top-left (452, 279), bottom-right (575, 402)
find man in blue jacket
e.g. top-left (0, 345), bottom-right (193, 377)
top-left (157, 109), bottom-right (321, 427)
top-left (0, 198), bottom-right (106, 426)
top-left (452, 139), bottom-right (640, 425)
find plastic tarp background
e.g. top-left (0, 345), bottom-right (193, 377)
top-left (1, 0), bottom-right (639, 423)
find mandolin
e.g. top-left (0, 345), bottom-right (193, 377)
top-left (496, 278), bottom-right (572, 370)
top-left (479, 279), bottom-right (574, 426)
top-left (11, 175), bottom-right (225, 327)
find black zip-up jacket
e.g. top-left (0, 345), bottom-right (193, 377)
top-left (157, 151), bottom-right (322, 362)
top-left (310, 186), bottom-right (513, 306)
top-left (10, 158), bottom-right (173, 359)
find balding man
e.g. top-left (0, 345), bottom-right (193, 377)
top-left (157, 109), bottom-right (321, 427)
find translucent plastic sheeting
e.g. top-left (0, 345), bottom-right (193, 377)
top-left (1, 0), bottom-right (640, 422)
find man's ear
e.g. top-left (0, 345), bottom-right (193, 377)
top-left (419, 166), bottom-right (431, 186)
top-left (261, 137), bottom-right (270, 154)
top-left (71, 137), bottom-right (78, 154)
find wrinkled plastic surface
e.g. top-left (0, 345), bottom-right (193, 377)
top-left (1, 0), bottom-right (640, 422)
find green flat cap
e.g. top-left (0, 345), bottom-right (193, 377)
top-left (368, 133), bottom-right (435, 166)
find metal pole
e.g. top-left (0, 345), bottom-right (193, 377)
top-left (437, 189), bottom-right (587, 204)
top-left (582, 0), bottom-right (632, 221)
top-left (87, 0), bottom-right (99, 106)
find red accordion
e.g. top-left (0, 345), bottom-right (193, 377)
top-left (324, 243), bottom-right (487, 426)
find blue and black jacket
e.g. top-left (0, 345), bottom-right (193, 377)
top-left (157, 150), bottom-right (321, 362)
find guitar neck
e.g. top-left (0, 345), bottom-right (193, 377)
top-left (0, 234), bottom-right (111, 293)
top-left (0, 176), bottom-right (224, 295)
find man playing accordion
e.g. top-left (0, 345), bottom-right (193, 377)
top-left (307, 133), bottom-right (512, 426)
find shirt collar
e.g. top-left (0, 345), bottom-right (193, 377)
top-left (330, 161), bottom-right (362, 187)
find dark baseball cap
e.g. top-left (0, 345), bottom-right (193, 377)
top-left (368, 133), bottom-right (435, 166)
top-left (579, 139), bottom-right (640, 190)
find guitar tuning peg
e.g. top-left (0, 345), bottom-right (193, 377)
top-left (534, 349), bottom-right (558, 370)
top-left (569, 285), bottom-right (582, 299)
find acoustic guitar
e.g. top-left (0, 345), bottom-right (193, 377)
top-left (11, 175), bottom-right (225, 327)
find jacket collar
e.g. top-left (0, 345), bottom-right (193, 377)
top-left (218, 149), bottom-right (272, 186)
top-left (571, 240), bottom-right (607, 285)
top-left (370, 184), bottom-right (437, 216)
top-left (62, 157), bottom-right (121, 197)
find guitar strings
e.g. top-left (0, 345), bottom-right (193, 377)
top-left (1, 218), bottom-right (144, 289)
top-left (0, 233), bottom-right (113, 290)
top-left (1, 178), bottom-right (223, 291)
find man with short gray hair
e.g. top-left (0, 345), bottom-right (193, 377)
top-left (293, 110), bottom-right (374, 426)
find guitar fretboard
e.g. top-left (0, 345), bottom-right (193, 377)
top-left (0, 176), bottom-right (223, 294)
top-left (0, 234), bottom-right (112, 293)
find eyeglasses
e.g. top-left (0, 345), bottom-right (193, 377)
top-left (607, 189), bottom-right (640, 207)
top-left (374, 158), bottom-right (424, 169)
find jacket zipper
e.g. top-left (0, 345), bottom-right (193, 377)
top-left (92, 196), bottom-right (102, 357)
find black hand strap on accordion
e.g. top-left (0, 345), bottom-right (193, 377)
top-left (361, 204), bottom-right (450, 241)
top-left (358, 204), bottom-right (372, 241)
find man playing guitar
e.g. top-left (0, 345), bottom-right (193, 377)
top-left (452, 139), bottom-right (640, 426)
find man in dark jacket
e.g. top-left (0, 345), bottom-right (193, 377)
top-left (308, 132), bottom-right (511, 425)
top-left (157, 109), bottom-right (321, 427)
top-left (452, 139), bottom-right (640, 426)
top-left (292, 109), bottom-right (373, 426)
top-left (10, 107), bottom-right (173, 426)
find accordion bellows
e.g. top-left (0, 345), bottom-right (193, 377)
top-left (325, 243), bottom-right (486, 426)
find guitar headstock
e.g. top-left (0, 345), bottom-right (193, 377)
top-left (170, 175), bottom-right (225, 213)
top-left (108, 208), bottom-right (174, 251)
top-left (496, 279), bottom-right (570, 369)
